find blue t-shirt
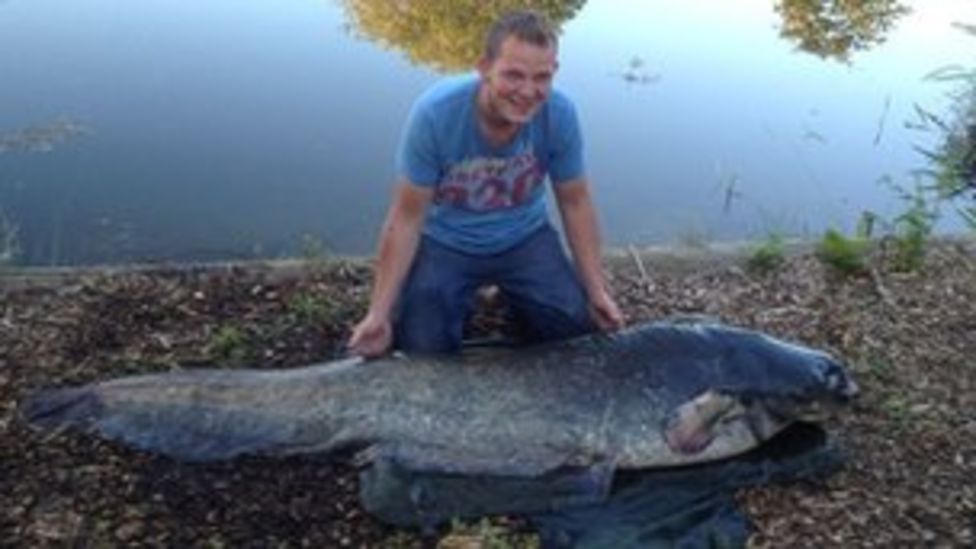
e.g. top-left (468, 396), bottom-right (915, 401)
top-left (396, 74), bottom-right (585, 255)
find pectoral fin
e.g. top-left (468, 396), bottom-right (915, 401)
top-left (374, 440), bottom-right (580, 478)
top-left (663, 390), bottom-right (744, 455)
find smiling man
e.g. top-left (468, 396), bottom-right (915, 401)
top-left (350, 9), bottom-right (623, 357)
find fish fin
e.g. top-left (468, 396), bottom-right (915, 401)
top-left (23, 384), bottom-right (300, 462)
top-left (378, 441), bottom-right (571, 477)
top-left (663, 390), bottom-right (742, 455)
top-left (21, 387), bottom-right (103, 429)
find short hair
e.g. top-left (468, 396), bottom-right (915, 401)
top-left (484, 10), bottom-right (559, 60)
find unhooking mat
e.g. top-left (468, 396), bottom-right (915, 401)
top-left (359, 422), bottom-right (844, 548)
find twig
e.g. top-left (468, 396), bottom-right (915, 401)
top-left (627, 245), bottom-right (652, 290)
top-left (869, 265), bottom-right (897, 309)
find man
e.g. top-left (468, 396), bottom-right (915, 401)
top-left (349, 9), bottom-right (623, 357)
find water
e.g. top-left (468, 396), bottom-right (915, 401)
top-left (0, 0), bottom-right (973, 265)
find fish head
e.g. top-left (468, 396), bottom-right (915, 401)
top-left (720, 330), bottom-right (859, 419)
top-left (638, 322), bottom-right (858, 458)
top-left (662, 335), bottom-right (857, 456)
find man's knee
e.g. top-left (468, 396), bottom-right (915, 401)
top-left (394, 283), bottom-right (468, 354)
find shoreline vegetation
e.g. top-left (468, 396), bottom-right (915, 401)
top-left (2, 233), bottom-right (971, 286)
top-left (1, 236), bottom-right (974, 547)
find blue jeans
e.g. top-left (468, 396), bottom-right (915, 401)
top-left (394, 225), bottom-right (595, 354)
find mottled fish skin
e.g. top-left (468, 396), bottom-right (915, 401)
top-left (20, 321), bottom-right (856, 475)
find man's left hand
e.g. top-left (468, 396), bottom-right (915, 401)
top-left (588, 290), bottom-right (625, 331)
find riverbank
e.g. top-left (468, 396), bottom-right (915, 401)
top-left (1, 238), bottom-right (974, 547)
top-left (0, 236), bottom-right (819, 290)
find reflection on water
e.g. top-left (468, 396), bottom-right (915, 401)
top-left (774, 0), bottom-right (910, 62)
top-left (341, 0), bottom-right (911, 71)
top-left (341, 0), bottom-right (587, 71)
top-left (0, 117), bottom-right (90, 155)
top-left (618, 57), bottom-right (660, 86)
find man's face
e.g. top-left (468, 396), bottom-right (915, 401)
top-left (478, 36), bottom-right (558, 125)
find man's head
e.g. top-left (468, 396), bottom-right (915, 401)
top-left (477, 10), bottom-right (560, 126)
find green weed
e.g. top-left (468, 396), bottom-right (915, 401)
top-left (887, 181), bottom-right (938, 272)
top-left (205, 325), bottom-right (251, 365)
top-left (441, 518), bottom-right (540, 549)
top-left (880, 394), bottom-right (912, 428)
top-left (815, 228), bottom-right (869, 275)
top-left (856, 210), bottom-right (879, 239)
top-left (300, 233), bottom-right (330, 264)
top-left (746, 233), bottom-right (785, 274)
top-left (867, 357), bottom-right (895, 379)
top-left (287, 291), bottom-right (334, 325)
top-left (960, 204), bottom-right (976, 230)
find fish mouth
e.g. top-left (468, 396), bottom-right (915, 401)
top-left (748, 376), bottom-right (858, 426)
top-left (763, 355), bottom-right (860, 420)
top-left (663, 381), bottom-right (857, 456)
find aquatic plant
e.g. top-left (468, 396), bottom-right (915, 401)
top-left (816, 228), bottom-right (869, 276)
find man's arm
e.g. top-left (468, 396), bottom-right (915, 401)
top-left (349, 180), bottom-right (433, 357)
top-left (553, 178), bottom-right (625, 331)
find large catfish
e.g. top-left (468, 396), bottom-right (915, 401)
top-left (21, 321), bottom-right (856, 477)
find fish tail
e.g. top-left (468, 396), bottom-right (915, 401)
top-left (20, 387), bottom-right (103, 429)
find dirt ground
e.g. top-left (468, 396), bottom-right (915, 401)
top-left (1, 239), bottom-right (974, 548)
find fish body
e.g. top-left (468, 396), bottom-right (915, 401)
top-left (22, 321), bottom-right (856, 476)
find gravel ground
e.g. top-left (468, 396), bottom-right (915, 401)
top-left (1, 239), bottom-right (974, 548)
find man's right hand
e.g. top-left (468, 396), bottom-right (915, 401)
top-left (348, 313), bottom-right (393, 358)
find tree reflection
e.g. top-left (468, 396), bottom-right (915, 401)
top-left (340, 0), bottom-right (587, 72)
top-left (775, 0), bottom-right (910, 62)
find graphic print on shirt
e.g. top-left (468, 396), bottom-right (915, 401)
top-left (435, 151), bottom-right (544, 212)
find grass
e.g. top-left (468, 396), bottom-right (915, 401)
top-left (879, 393), bottom-right (913, 430)
top-left (866, 357), bottom-right (895, 380)
top-left (287, 291), bottom-right (335, 326)
top-left (816, 228), bottom-right (870, 276)
top-left (439, 518), bottom-right (540, 549)
top-left (885, 181), bottom-right (939, 272)
top-left (204, 325), bottom-right (251, 365)
top-left (746, 233), bottom-right (786, 274)
top-left (300, 233), bottom-right (330, 266)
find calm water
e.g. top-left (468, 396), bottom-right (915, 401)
top-left (1, 0), bottom-right (973, 265)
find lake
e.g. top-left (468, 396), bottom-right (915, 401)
top-left (1, 0), bottom-right (974, 265)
